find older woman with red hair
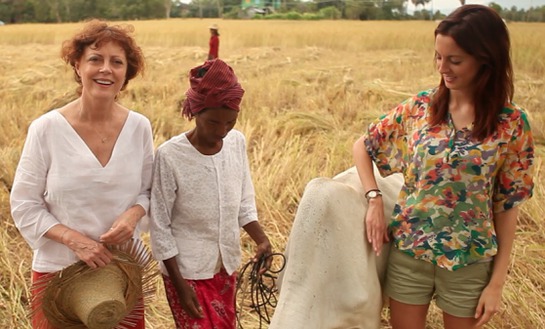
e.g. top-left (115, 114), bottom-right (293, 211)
top-left (149, 59), bottom-right (271, 329)
top-left (10, 19), bottom-right (153, 329)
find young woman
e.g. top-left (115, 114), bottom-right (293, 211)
top-left (10, 19), bottom-right (153, 328)
top-left (353, 5), bottom-right (534, 329)
top-left (150, 58), bottom-right (271, 328)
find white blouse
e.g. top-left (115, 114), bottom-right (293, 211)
top-left (150, 129), bottom-right (258, 280)
top-left (10, 110), bottom-right (154, 272)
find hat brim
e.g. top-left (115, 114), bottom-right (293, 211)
top-left (30, 239), bottom-right (159, 329)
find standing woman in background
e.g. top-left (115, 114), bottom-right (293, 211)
top-left (10, 19), bottom-right (154, 328)
top-left (208, 24), bottom-right (220, 60)
top-left (353, 5), bottom-right (534, 329)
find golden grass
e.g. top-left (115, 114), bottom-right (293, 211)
top-left (1, 19), bottom-right (544, 329)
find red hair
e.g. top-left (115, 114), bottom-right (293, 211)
top-left (61, 19), bottom-right (145, 95)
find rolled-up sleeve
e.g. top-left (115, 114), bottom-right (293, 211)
top-left (364, 98), bottom-right (411, 178)
top-left (149, 149), bottom-right (180, 261)
top-left (10, 121), bottom-right (59, 250)
top-left (493, 110), bottom-right (534, 212)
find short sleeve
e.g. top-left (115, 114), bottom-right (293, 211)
top-left (493, 110), bottom-right (534, 212)
top-left (363, 97), bottom-right (414, 178)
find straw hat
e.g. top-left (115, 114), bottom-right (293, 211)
top-left (209, 23), bottom-right (219, 30)
top-left (30, 239), bottom-right (158, 329)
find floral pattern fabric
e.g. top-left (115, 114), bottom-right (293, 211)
top-left (162, 269), bottom-right (236, 329)
top-left (364, 88), bottom-right (534, 271)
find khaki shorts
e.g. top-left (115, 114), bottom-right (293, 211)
top-left (385, 246), bottom-right (493, 318)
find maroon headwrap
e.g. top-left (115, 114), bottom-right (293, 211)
top-left (181, 59), bottom-right (245, 119)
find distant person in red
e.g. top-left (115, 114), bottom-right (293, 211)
top-left (208, 24), bottom-right (220, 60)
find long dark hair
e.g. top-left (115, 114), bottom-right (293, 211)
top-left (431, 5), bottom-right (513, 140)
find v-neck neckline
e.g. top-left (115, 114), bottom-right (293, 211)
top-left (55, 110), bottom-right (132, 168)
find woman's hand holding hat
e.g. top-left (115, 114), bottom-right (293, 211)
top-left (63, 230), bottom-right (113, 269)
top-left (99, 215), bottom-right (137, 245)
top-left (31, 239), bottom-right (159, 329)
top-left (100, 204), bottom-right (145, 245)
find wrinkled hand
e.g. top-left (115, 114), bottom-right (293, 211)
top-left (252, 240), bottom-right (273, 275)
top-left (475, 283), bottom-right (503, 327)
top-left (99, 210), bottom-right (138, 245)
top-left (175, 280), bottom-right (203, 319)
top-left (365, 198), bottom-right (388, 256)
top-left (64, 231), bottom-right (113, 269)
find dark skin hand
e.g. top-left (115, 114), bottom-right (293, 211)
top-left (164, 257), bottom-right (204, 319)
top-left (243, 221), bottom-right (273, 274)
top-left (163, 221), bottom-right (271, 319)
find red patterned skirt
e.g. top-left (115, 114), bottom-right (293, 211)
top-left (162, 268), bottom-right (236, 329)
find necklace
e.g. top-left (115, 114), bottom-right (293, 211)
top-left (94, 129), bottom-right (108, 143)
top-left (79, 100), bottom-right (109, 144)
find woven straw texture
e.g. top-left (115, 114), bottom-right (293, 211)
top-left (30, 239), bottom-right (159, 329)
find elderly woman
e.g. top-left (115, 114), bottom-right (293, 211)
top-left (10, 19), bottom-right (153, 328)
top-left (150, 58), bottom-right (272, 328)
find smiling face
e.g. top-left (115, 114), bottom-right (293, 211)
top-left (435, 34), bottom-right (481, 95)
top-left (75, 41), bottom-right (127, 100)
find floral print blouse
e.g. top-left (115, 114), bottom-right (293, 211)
top-left (364, 89), bottom-right (534, 271)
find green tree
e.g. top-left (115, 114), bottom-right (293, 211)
top-left (0, 0), bottom-right (33, 23)
top-left (410, 0), bottom-right (431, 11)
top-left (488, 2), bottom-right (502, 14)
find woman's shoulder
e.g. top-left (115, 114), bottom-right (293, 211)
top-left (412, 88), bottom-right (436, 104)
top-left (28, 109), bottom-right (63, 131)
top-left (219, 130), bottom-right (246, 155)
top-left (499, 102), bottom-right (531, 127)
top-left (225, 129), bottom-right (246, 144)
top-left (157, 133), bottom-right (188, 150)
top-left (128, 110), bottom-right (152, 127)
top-left (391, 88), bottom-right (435, 120)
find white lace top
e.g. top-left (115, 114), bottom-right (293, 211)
top-left (149, 129), bottom-right (258, 279)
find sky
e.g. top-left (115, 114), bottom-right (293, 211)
top-left (407, 0), bottom-right (545, 14)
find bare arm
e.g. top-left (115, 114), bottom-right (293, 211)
top-left (353, 135), bottom-right (387, 255)
top-left (243, 221), bottom-right (272, 272)
top-left (45, 224), bottom-right (113, 269)
top-left (475, 207), bottom-right (518, 326)
top-left (163, 257), bottom-right (203, 318)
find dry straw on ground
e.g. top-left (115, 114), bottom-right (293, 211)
top-left (1, 19), bottom-right (544, 329)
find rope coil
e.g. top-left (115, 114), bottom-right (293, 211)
top-left (236, 252), bottom-right (286, 329)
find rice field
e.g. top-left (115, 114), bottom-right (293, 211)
top-left (0, 19), bottom-right (544, 329)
